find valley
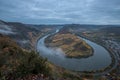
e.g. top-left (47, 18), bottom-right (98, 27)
top-left (0, 20), bottom-right (120, 80)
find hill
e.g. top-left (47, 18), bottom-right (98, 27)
top-left (101, 27), bottom-right (120, 36)
top-left (0, 20), bottom-right (57, 50)
top-left (0, 34), bottom-right (52, 79)
top-left (45, 32), bottom-right (93, 58)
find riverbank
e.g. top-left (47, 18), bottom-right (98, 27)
top-left (76, 34), bottom-right (117, 74)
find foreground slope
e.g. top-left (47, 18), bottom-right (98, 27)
top-left (0, 34), bottom-right (52, 79)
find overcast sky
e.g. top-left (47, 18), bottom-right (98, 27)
top-left (0, 0), bottom-right (120, 24)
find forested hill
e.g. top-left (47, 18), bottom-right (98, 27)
top-left (0, 19), bottom-right (57, 50)
top-left (101, 27), bottom-right (120, 36)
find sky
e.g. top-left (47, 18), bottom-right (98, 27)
top-left (0, 0), bottom-right (120, 24)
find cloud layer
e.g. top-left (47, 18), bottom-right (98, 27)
top-left (0, 0), bottom-right (120, 24)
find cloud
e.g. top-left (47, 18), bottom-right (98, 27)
top-left (0, 0), bottom-right (120, 24)
top-left (0, 21), bottom-right (15, 34)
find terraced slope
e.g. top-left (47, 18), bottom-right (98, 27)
top-left (45, 33), bottom-right (93, 58)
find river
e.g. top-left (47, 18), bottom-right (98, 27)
top-left (37, 29), bottom-right (112, 71)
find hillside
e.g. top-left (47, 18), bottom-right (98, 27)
top-left (45, 32), bottom-right (93, 58)
top-left (0, 20), bottom-right (57, 50)
top-left (0, 34), bottom-right (52, 80)
top-left (101, 27), bottom-right (120, 36)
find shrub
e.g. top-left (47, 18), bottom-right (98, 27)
top-left (15, 51), bottom-right (51, 78)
